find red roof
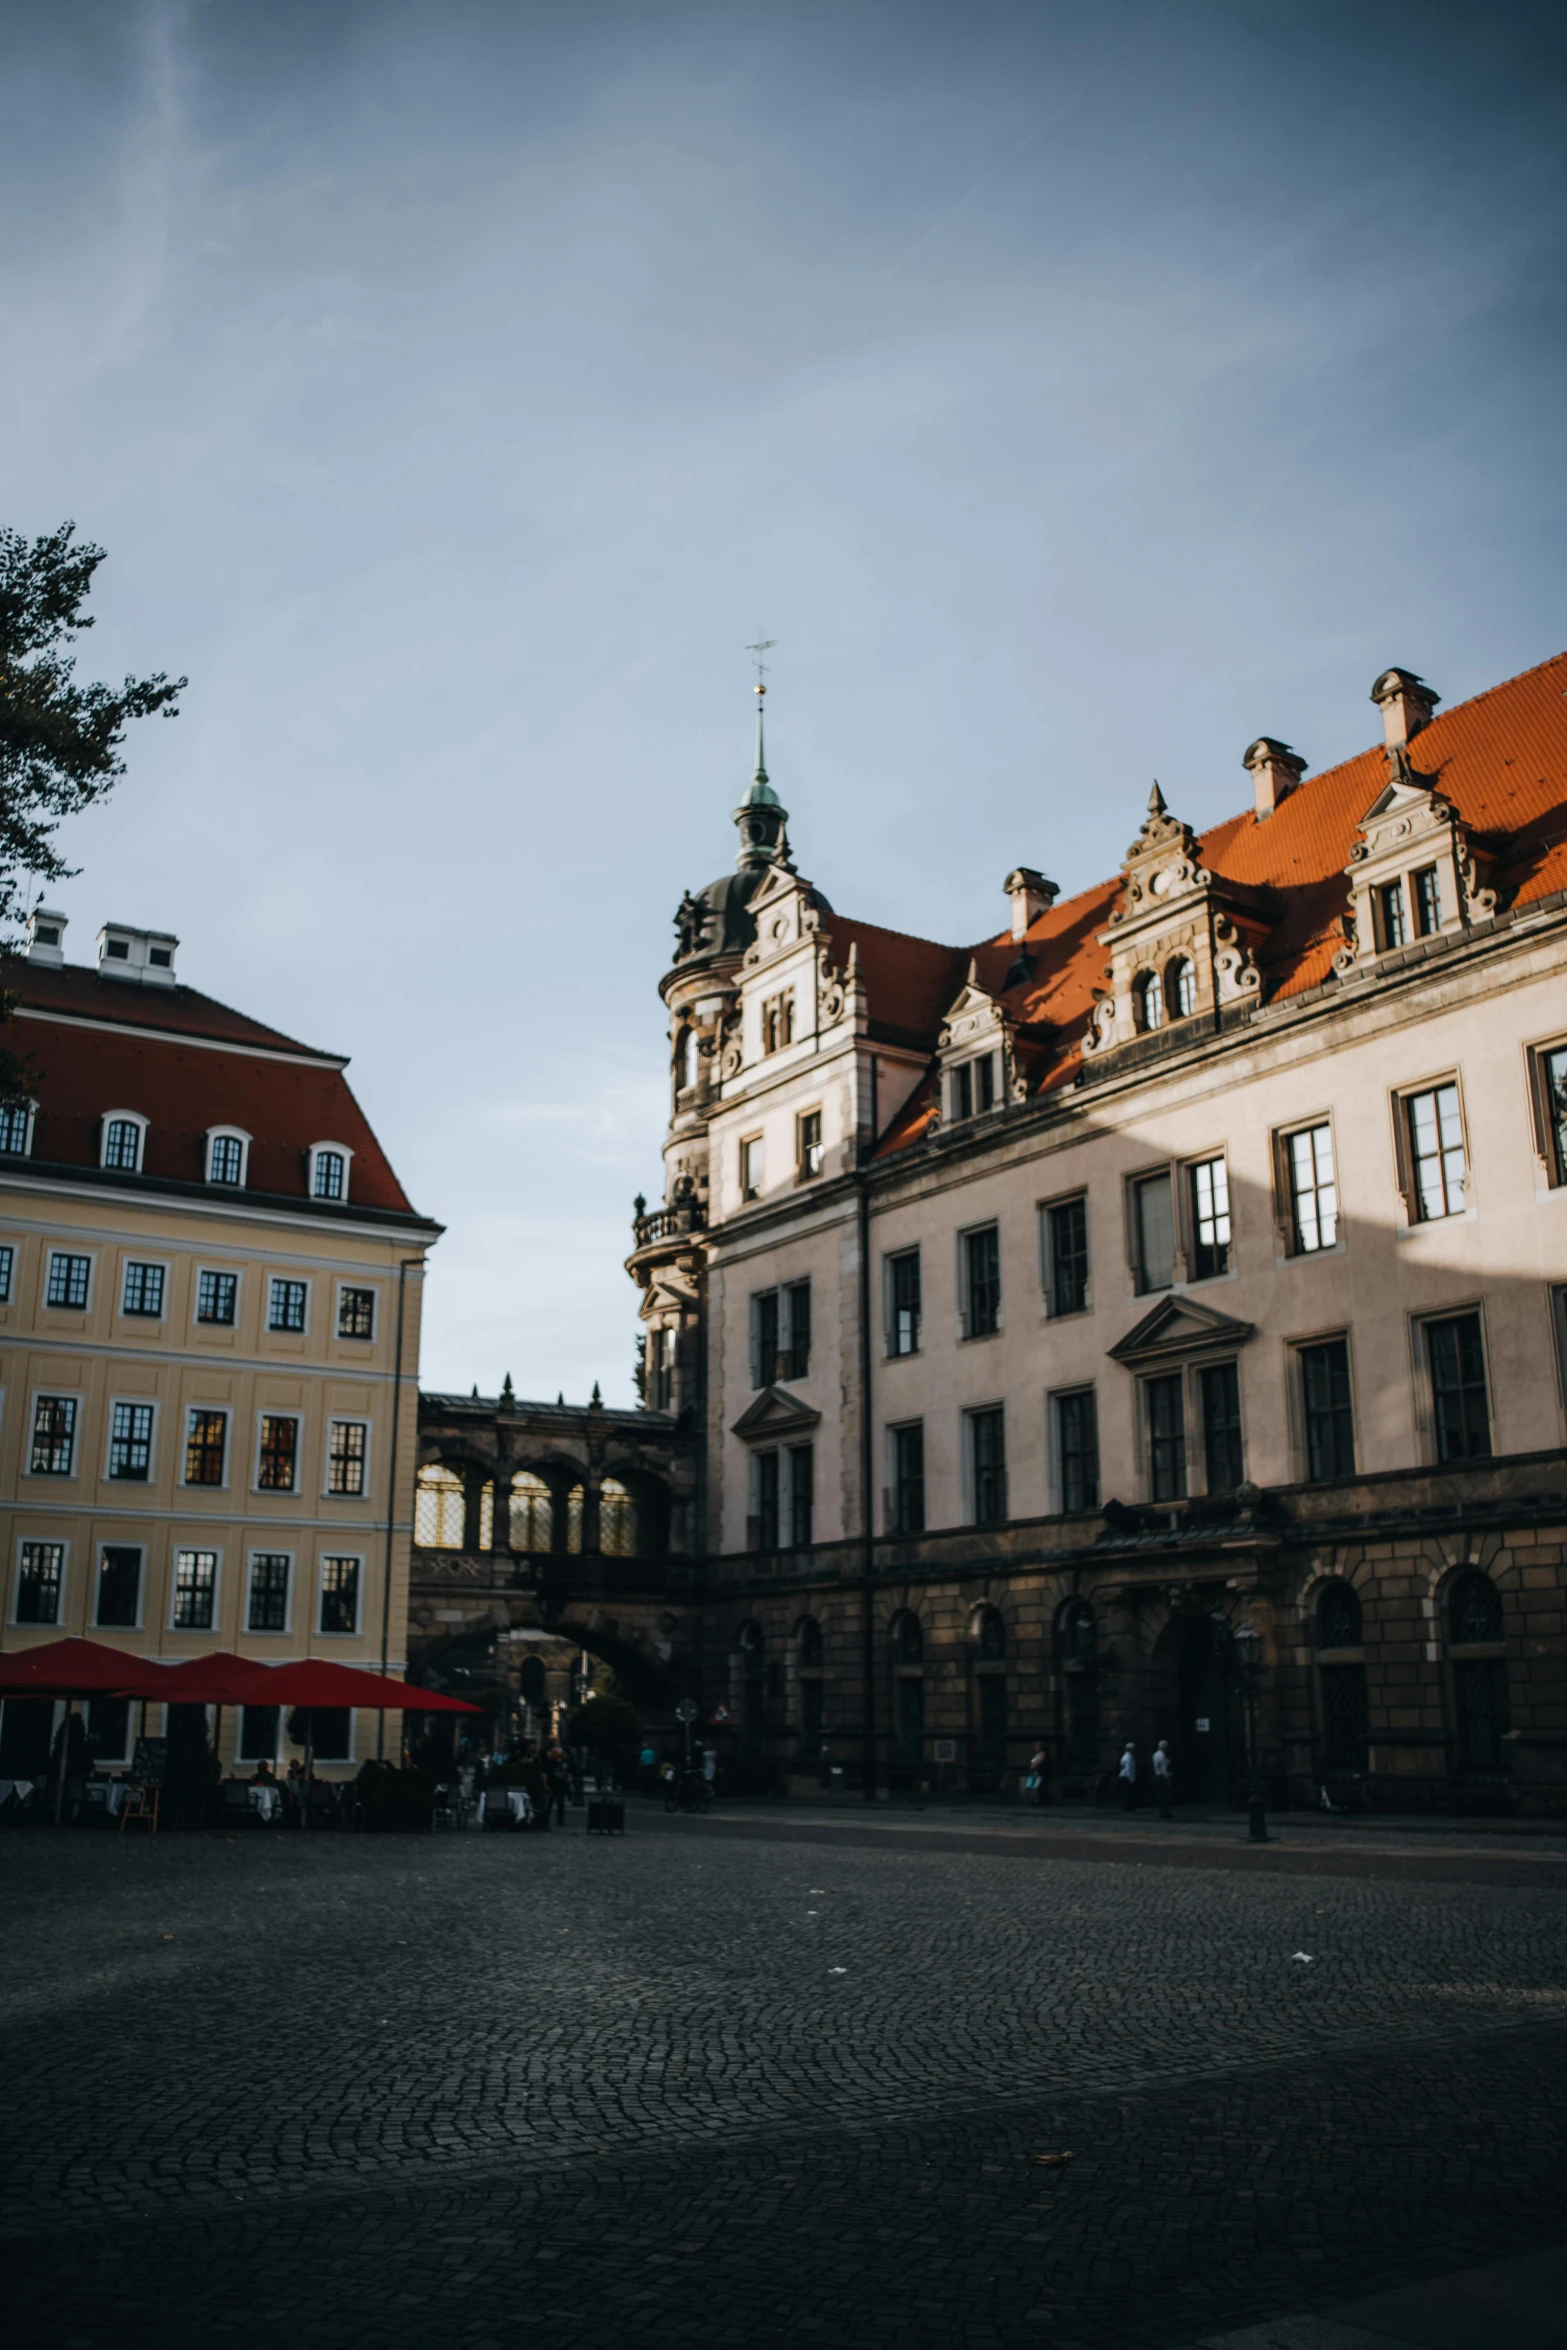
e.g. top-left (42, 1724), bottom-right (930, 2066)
top-left (2, 960), bottom-right (428, 1221)
top-left (872, 651), bottom-right (1567, 1156)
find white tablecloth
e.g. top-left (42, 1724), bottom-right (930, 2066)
top-left (249, 1785), bottom-right (281, 1822)
top-left (0, 1778), bottom-right (36, 1810)
top-left (84, 1781), bottom-right (129, 1817)
top-left (477, 1787), bottom-right (531, 1825)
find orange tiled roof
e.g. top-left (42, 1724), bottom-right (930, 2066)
top-left (869, 650), bottom-right (1567, 1157)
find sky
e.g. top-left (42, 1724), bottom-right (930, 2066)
top-left (2, 0), bottom-right (1563, 1403)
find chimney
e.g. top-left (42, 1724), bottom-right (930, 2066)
top-left (1371, 668), bottom-right (1440, 748)
top-left (97, 923), bottom-right (179, 986)
top-left (1242, 738), bottom-right (1307, 822)
top-left (1004, 866), bottom-right (1059, 941)
top-left (26, 907), bottom-right (68, 966)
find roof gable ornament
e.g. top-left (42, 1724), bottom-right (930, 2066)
top-left (1334, 681), bottom-right (1495, 975)
top-left (931, 964), bottom-right (1025, 1120)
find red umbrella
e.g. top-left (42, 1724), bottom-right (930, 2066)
top-left (151, 1651), bottom-right (274, 1705)
top-left (259, 1659), bottom-right (478, 1712)
top-left (0, 1640), bottom-right (176, 1819)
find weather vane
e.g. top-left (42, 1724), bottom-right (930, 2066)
top-left (745, 637), bottom-right (775, 695)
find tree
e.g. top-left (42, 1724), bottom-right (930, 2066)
top-left (1, 523), bottom-right (184, 1098)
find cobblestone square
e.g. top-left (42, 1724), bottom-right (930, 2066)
top-left (5, 1814), bottom-right (1566, 2349)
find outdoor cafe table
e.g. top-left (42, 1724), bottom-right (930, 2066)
top-left (477, 1787), bottom-right (532, 1826)
top-left (249, 1784), bottom-right (281, 1822)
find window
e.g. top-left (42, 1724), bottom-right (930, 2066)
top-left (108, 1401), bottom-right (154, 1481)
top-left (888, 1249), bottom-right (921, 1356)
top-left (184, 1409), bottom-right (228, 1486)
top-left (1300, 1339), bottom-right (1355, 1480)
top-left (1200, 1361), bottom-right (1243, 1492)
top-left (951, 1056), bottom-right (996, 1121)
top-left (740, 1135), bottom-right (763, 1202)
top-left (1450, 1570), bottom-right (1503, 1644)
top-left (207, 1133), bottom-right (245, 1186)
top-left (121, 1261), bottom-right (165, 1318)
top-left (0, 1103), bottom-right (31, 1154)
top-left (1189, 1158), bottom-right (1231, 1280)
top-left (268, 1278), bottom-right (308, 1332)
top-left (645, 1326), bottom-right (676, 1413)
top-left (319, 1556), bottom-right (361, 1634)
top-left (962, 1225), bottom-right (1001, 1338)
top-left (257, 1416), bottom-right (299, 1491)
top-left (1145, 1374), bottom-right (1186, 1501)
top-left (892, 1612), bottom-right (924, 1768)
top-left (0, 1244), bottom-right (12, 1302)
top-left (310, 1709), bottom-right (353, 1762)
top-left (327, 1421), bottom-right (368, 1497)
top-left (749, 1281), bottom-right (810, 1384)
top-left (46, 1252), bottom-right (91, 1309)
top-left (679, 1027), bottom-right (701, 1092)
top-left (797, 1109), bottom-right (824, 1182)
top-left (16, 1542), bottom-right (64, 1625)
top-left (1055, 1389), bottom-right (1099, 1513)
top-left (599, 1477), bottom-right (637, 1557)
top-left (29, 1395), bottom-right (77, 1476)
top-left (1168, 957), bottom-right (1198, 1019)
top-left (1132, 1171), bottom-right (1174, 1294)
top-left (799, 1616), bottom-right (824, 1670)
top-left (1426, 1312), bottom-right (1490, 1462)
top-left (238, 1706), bottom-right (280, 1763)
top-left (415, 1464), bottom-right (466, 1548)
top-left (967, 1406), bottom-right (1007, 1526)
top-left (103, 1117), bottom-right (143, 1171)
top-left (311, 1148), bottom-right (346, 1201)
top-left (889, 1421), bottom-right (925, 1533)
top-left (173, 1549), bottom-right (218, 1631)
top-left (95, 1547), bottom-right (142, 1629)
top-left (197, 1270), bottom-right (238, 1326)
top-left (788, 1444), bottom-right (814, 1548)
top-left (761, 993), bottom-right (794, 1055)
top-left (1135, 969), bottom-right (1164, 1031)
top-left (510, 1472), bottom-right (553, 1553)
top-left (1406, 1084), bottom-right (1467, 1220)
top-left (753, 1449), bottom-right (780, 1550)
top-left (1045, 1195), bottom-right (1089, 1316)
top-left (85, 1697), bottom-right (131, 1766)
top-left (1286, 1125), bottom-right (1338, 1253)
top-left (1448, 1572), bottom-right (1509, 1778)
top-left (248, 1553), bottom-right (291, 1633)
top-left (1537, 1045), bottom-right (1567, 1187)
top-left (337, 1286), bottom-right (376, 1340)
top-left (1378, 880), bottom-right (1408, 948)
top-left (1412, 865), bottom-right (1441, 936)
top-left (1316, 1580), bottom-right (1362, 1648)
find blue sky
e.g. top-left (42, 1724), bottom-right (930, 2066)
top-left (3, 0), bottom-right (1563, 1400)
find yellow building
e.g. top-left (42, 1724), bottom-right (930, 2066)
top-left (0, 911), bottom-right (441, 1781)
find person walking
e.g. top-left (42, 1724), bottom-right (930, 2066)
top-left (545, 1742), bottom-right (570, 1829)
top-left (1153, 1737), bottom-right (1174, 1819)
top-left (1026, 1743), bottom-right (1051, 1807)
top-left (1118, 1741), bottom-right (1137, 1812)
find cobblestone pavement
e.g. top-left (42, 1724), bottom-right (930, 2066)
top-left (6, 1820), bottom-right (1567, 2350)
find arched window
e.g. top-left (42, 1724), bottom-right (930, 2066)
top-left (102, 1113), bottom-right (146, 1172)
top-left (797, 1616), bottom-right (824, 1669)
top-left (975, 1606), bottom-right (1005, 1662)
top-left (1450, 1571), bottom-right (1503, 1644)
top-left (564, 1483), bottom-right (584, 1555)
top-left (414, 1464), bottom-right (465, 1548)
top-left (1134, 970), bottom-right (1164, 1032)
top-left (205, 1128), bottom-right (249, 1186)
top-left (1168, 957), bottom-right (1198, 1019)
top-left (518, 1654), bottom-right (547, 1707)
top-left (476, 1480), bottom-right (494, 1552)
top-left (600, 1477), bottom-right (637, 1557)
top-left (679, 1028), bottom-right (701, 1092)
top-left (309, 1145), bottom-right (348, 1202)
top-left (509, 1471), bottom-right (553, 1554)
top-left (893, 1610), bottom-right (923, 1665)
top-left (1316, 1580), bottom-right (1363, 1648)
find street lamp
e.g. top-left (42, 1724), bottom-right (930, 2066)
top-left (1231, 1618), bottom-right (1269, 1844)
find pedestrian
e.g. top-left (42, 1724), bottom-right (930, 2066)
top-left (700, 1745), bottom-right (718, 1797)
top-left (1153, 1737), bottom-right (1174, 1819)
top-left (1026, 1743), bottom-right (1051, 1807)
top-left (1118, 1741), bottom-right (1137, 1812)
top-left (545, 1742), bottom-right (570, 1828)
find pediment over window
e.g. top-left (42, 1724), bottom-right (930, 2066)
top-left (730, 1384), bottom-right (823, 1441)
top-left (1108, 1295), bottom-right (1256, 1365)
top-left (1335, 748), bottom-right (1496, 973)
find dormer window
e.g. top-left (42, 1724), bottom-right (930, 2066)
top-left (1134, 970), bottom-right (1164, 1032)
top-left (1413, 866), bottom-right (1442, 936)
top-left (101, 1113), bottom-right (147, 1173)
top-left (206, 1128), bottom-right (250, 1187)
top-left (1377, 881), bottom-right (1408, 950)
top-left (761, 993), bottom-right (794, 1056)
top-left (0, 1101), bottom-right (35, 1156)
top-left (950, 1055), bottom-right (996, 1122)
top-left (308, 1144), bottom-right (350, 1202)
top-left (1167, 957), bottom-right (1198, 1019)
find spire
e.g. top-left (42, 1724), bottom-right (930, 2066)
top-left (1147, 780), bottom-right (1167, 818)
top-left (733, 639), bottom-right (788, 868)
top-left (754, 684), bottom-right (769, 790)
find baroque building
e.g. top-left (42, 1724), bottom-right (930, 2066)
top-left (0, 912), bottom-right (441, 1780)
top-left (616, 653), bottom-right (1567, 1813)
